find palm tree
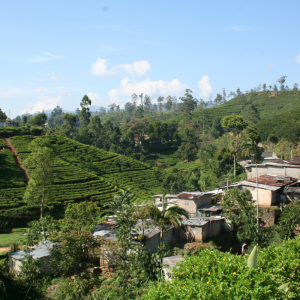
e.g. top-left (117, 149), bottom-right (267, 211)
top-left (109, 189), bottom-right (135, 211)
top-left (148, 193), bottom-right (189, 258)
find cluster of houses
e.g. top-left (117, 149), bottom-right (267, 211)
top-left (0, 121), bottom-right (18, 127)
top-left (9, 152), bottom-right (300, 276)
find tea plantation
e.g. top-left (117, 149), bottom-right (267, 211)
top-left (0, 135), bottom-right (163, 211)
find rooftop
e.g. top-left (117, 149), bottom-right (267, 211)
top-left (247, 174), bottom-right (297, 187)
top-left (9, 241), bottom-right (54, 260)
top-left (177, 192), bottom-right (205, 199)
top-left (198, 205), bottom-right (222, 212)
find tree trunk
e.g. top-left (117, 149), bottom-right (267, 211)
top-left (233, 153), bottom-right (237, 177)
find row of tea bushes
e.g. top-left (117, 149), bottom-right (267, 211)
top-left (0, 149), bottom-right (26, 189)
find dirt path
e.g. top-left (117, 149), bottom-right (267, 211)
top-left (0, 247), bottom-right (10, 254)
top-left (3, 138), bottom-right (30, 182)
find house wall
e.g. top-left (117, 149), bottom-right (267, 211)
top-left (259, 207), bottom-right (276, 226)
top-left (246, 165), bottom-right (300, 180)
top-left (145, 227), bottom-right (177, 253)
top-left (177, 195), bottom-right (212, 217)
top-left (9, 256), bottom-right (52, 274)
top-left (240, 185), bottom-right (276, 207)
top-left (209, 219), bottom-right (223, 237)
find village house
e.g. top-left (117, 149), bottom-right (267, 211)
top-left (181, 216), bottom-right (224, 242)
top-left (8, 240), bottom-right (54, 274)
top-left (153, 194), bottom-right (178, 205)
top-left (176, 192), bottom-right (212, 217)
top-left (198, 205), bottom-right (222, 217)
top-left (221, 174), bottom-right (297, 207)
top-left (245, 157), bottom-right (300, 180)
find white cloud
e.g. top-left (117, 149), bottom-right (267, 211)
top-left (108, 77), bottom-right (189, 104)
top-left (266, 62), bottom-right (274, 69)
top-left (119, 60), bottom-right (151, 77)
top-left (91, 58), bottom-right (117, 76)
top-left (25, 52), bottom-right (62, 63)
top-left (86, 92), bottom-right (106, 105)
top-left (197, 75), bottom-right (213, 99)
top-left (91, 57), bottom-right (151, 77)
top-left (295, 54), bottom-right (300, 63)
top-left (231, 25), bottom-right (253, 32)
top-left (18, 93), bottom-right (63, 115)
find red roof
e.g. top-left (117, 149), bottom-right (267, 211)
top-left (177, 193), bottom-right (203, 199)
top-left (247, 174), bottom-right (297, 187)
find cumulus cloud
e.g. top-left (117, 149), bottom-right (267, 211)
top-left (91, 57), bottom-right (151, 77)
top-left (18, 93), bottom-right (64, 115)
top-left (91, 58), bottom-right (117, 76)
top-left (108, 77), bottom-right (189, 104)
top-left (266, 62), bottom-right (274, 69)
top-left (295, 54), bottom-right (300, 63)
top-left (86, 92), bottom-right (106, 105)
top-left (119, 60), bottom-right (151, 77)
top-left (197, 75), bottom-right (213, 99)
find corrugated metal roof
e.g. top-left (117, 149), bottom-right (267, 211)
top-left (177, 192), bottom-right (204, 199)
top-left (223, 180), bottom-right (282, 191)
top-left (247, 174), bottom-right (297, 187)
top-left (182, 219), bottom-right (209, 226)
top-left (9, 241), bottom-right (54, 260)
top-left (198, 205), bottom-right (222, 212)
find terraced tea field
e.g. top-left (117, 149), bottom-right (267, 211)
top-left (0, 135), bottom-right (163, 211)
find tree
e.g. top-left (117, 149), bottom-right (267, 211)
top-left (273, 84), bottom-right (278, 91)
top-left (109, 189), bottom-right (134, 211)
top-left (277, 76), bottom-right (287, 91)
top-left (149, 193), bottom-right (189, 259)
top-left (50, 230), bottom-right (100, 276)
top-left (221, 114), bottom-right (247, 176)
top-left (157, 96), bottom-right (165, 113)
top-left (179, 89), bottom-right (198, 120)
top-left (63, 113), bottom-right (76, 127)
top-left (23, 138), bottom-right (55, 218)
top-left (21, 115), bottom-right (28, 125)
top-left (268, 134), bottom-right (278, 144)
top-left (214, 93), bottom-right (222, 106)
top-left (262, 83), bottom-right (267, 91)
top-left (30, 112), bottom-right (47, 126)
top-left (293, 83), bottom-right (299, 91)
top-left (236, 88), bottom-right (242, 96)
top-left (165, 95), bottom-right (173, 111)
top-left (222, 88), bottom-right (226, 103)
top-left (48, 106), bottom-right (63, 127)
top-left (222, 187), bottom-right (257, 242)
top-left (177, 142), bottom-right (197, 161)
top-left (125, 102), bottom-right (135, 115)
top-left (60, 202), bottom-right (100, 233)
top-left (0, 108), bottom-right (7, 121)
top-left (144, 95), bottom-right (152, 114)
top-left (131, 93), bottom-right (138, 109)
top-left (79, 95), bottom-right (92, 127)
top-left (278, 200), bottom-right (300, 240)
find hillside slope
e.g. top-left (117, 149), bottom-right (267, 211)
top-left (166, 90), bottom-right (300, 126)
top-left (0, 135), bottom-right (163, 211)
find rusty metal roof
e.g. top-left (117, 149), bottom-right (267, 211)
top-left (198, 205), bottom-right (222, 212)
top-left (177, 192), bottom-right (204, 199)
top-left (247, 174), bottom-right (297, 187)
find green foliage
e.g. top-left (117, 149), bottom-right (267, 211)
top-left (278, 200), bottom-right (300, 240)
top-left (0, 149), bottom-right (26, 189)
top-left (60, 202), bottom-right (99, 233)
top-left (222, 188), bottom-right (257, 242)
top-left (50, 230), bottom-right (100, 276)
top-left (142, 238), bottom-right (300, 299)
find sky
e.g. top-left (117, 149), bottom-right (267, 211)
top-left (0, 0), bottom-right (300, 118)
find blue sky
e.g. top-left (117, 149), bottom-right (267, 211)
top-left (1, 0), bottom-right (300, 118)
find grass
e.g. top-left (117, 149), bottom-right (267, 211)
top-left (0, 232), bottom-right (25, 247)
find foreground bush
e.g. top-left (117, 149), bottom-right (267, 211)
top-left (142, 238), bottom-right (300, 299)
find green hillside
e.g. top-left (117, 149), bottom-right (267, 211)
top-left (166, 90), bottom-right (300, 126)
top-left (0, 135), bottom-right (163, 211)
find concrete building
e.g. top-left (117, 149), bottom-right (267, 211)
top-left (221, 175), bottom-right (297, 207)
top-left (245, 157), bottom-right (300, 180)
top-left (198, 205), bottom-right (222, 217)
top-left (176, 192), bottom-right (212, 217)
top-left (8, 241), bottom-right (54, 274)
top-left (153, 194), bottom-right (178, 205)
top-left (182, 216), bottom-right (224, 242)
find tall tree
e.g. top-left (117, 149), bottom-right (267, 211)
top-left (221, 114), bottom-right (247, 176)
top-left (30, 112), bottom-right (47, 126)
top-left (131, 93), bottom-right (138, 109)
top-left (157, 96), bottom-right (165, 113)
top-left (0, 108), bottom-right (7, 121)
top-left (80, 95), bottom-right (92, 127)
top-left (277, 76), bottom-right (287, 91)
top-left (23, 138), bottom-right (55, 218)
top-left (165, 95), bottom-right (173, 111)
top-left (179, 89), bottom-right (198, 121)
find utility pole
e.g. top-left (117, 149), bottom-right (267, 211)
top-left (256, 163), bottom-right (259, 236)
